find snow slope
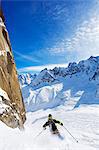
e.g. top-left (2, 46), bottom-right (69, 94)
top-left (0, 105), bottom-right (99, 150)
top-left (0, 56), bottom-right (99, 149)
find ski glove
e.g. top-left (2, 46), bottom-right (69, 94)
top-left (60, 123), bottom-right (63, 126)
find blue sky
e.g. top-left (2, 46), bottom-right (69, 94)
top-left (2, 0), bottom-right (99, 73)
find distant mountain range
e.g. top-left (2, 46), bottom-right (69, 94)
top-left (18, 56), bottom-right (99, 112)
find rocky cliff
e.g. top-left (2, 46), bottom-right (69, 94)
top-left (0, 8), bottom-right (26, 128)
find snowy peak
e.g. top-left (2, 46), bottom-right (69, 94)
top-left (32, 68), bottom-right (56, 86)
top-left (50, 56), bottom-right (99, 79)
top-left (19, 68), bottom-right (56, 88)
top-left (19, 56), bottom-right (99, 88)
top-left (18, 73), bottom-right (37, 86)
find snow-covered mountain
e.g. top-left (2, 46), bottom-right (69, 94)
top-left (19, 68), bottom-right (56, 87)
top-left (19, 56), bottom-right (99, 112)
top-left (2, 55), bottom-right (99, 150)
top-left (18, 73), bottom-right (37, 87)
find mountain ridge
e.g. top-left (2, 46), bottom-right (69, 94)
top-left (19, 56), bottom-right (99, 87)
top-left (18, 56), bottom-right (99, 112)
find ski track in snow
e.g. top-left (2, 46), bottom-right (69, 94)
top-left (0, 105), bottom-right (99, 150)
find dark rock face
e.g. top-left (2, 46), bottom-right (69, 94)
top-left (0, 8), bottom-right (26, 128)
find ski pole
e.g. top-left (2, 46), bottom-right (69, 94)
top-left (35, 129), bottom-right (44, 139)
top-left (63, 126), bottom-right (78, 143)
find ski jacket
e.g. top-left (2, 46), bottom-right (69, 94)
top-left (43, 119), bottom-right (63, 131)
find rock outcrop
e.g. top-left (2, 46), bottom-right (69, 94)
top-left (0, 8), bottom-right (26, 128)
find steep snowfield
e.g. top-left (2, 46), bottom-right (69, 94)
top-left (0, 105), bottom-right (99, 150)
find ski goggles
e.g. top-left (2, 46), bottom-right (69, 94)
top-left (48, 116), bottom-right (52, 120)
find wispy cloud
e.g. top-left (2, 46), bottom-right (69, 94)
top-left (14, 50), bottom-right (40, 63)
top-left (46, 3), bottom-right (69, 21)
top-left (47, 4), bottom-right (99, 60)
top-left (18, 63), bottom-right (68, 73)
top-left (65, 16), bottom-right (99, 59)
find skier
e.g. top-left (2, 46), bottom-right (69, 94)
top-left (43, 114), bottom-right (63, 134)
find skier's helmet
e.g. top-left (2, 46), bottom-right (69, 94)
top-left (48, 114), bottom-right (52, 120)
